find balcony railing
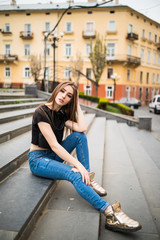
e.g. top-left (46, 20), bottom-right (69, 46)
top-left (20, 31), bottom-right (33, 39)
top-left (127, 32), bottom-right (139, 41)
top-left (106, 54), bottom-right (141, 67)
top-left (1, 31), bottom-right (12, 35)
top-left (0, 54), bottom-right (18, 63)
top-left (82, 30), bottom-right (96, 39)
top-left (156, 43), bottom-right (160, 50)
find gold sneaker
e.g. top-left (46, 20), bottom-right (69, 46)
top-left (89, 172), bottom-right (107, 196)
top-left (105, 202), bottom-right (142, 232)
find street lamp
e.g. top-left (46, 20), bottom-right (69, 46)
top-left (51, 32), bottom-right (64, 89)
top-left (111, 73), bottom-right (120, 102)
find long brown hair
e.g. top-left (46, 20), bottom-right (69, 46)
top-left (47, 81), bottom-right (78, 122)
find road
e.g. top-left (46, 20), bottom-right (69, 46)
top-left (134, 105), bottom-right (160, 141)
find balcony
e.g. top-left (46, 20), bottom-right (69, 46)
top-left (82, 30), bottom-right (96, 39)
top-left (141, 37), bottom-right (147, 42)
top-left (106, 30), bottom-right (118, 35)
top-left (1, 31), bottom-right (12, 35)
top-left (20, 31), bottom-right (33, 39)
top-left (106, 54), bottom-right (141, 68)
top-left (156, 43), bottom-right (160, 50)
top-left (0, 54), bottom-right (18, 63)
top-left (127, 32), bottom-right (138, 41)
top-left (148, 39), bottom-right (153, 44)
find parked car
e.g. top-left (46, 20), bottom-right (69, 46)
top-left (117, 97), bottom-right (141, 109)
top-left (149, 95), bottom-right (160, 114)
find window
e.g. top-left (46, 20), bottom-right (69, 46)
top-left (106, 86), bottom-right (113, 98)
top-left (142, 29), bottom-right (145, 38)
top-left (151, 88), bottom-right (155, 98)
top-left (65, 22), bottom-right (72, 33)
top-left (24, 67), bottom-right (30, 78)
top-left (139, 87), bottom-right (142, 100)
top-left (64, 67), bottom-right (71, 79)
top-left (24, 44), bottom-right (30, 56)
top-left (108, 21), bottom-right (116, 31)
top-left (127, 69), bottom-right (130, 81)
top-left (140, 49), bottom-right (144, 62)
top-left (153, 52), bottom-right (156, 64)
top-left (140, 71), bottom-right (143, 83)
top-left (155, 34), bottom-right (157, 43)
top-left (46, 67), bottom-right (50, 80)
top-left (5, 67), bottom-right (11, 77)
top-left (45, 22), bottom-right (50, 31)
top-left (85, 85), bottom-right (92, 95)
top-left (107, 68), bottom-right (113, 78)
top-left (152, 73), bottom-right (155, 83)
top-left (126, 86), bottom-right (130, 99)
top-left (5, 44), bottom-right (10, 55)
top-left (46, 44), bottom-right (51, 56)
top-left (147, 51), bottom-right (151, 63)
top-left (157, 74), bottom-right (159, 84)
top-left (158, 54), bottom-right (160, 65)
top-left (145, 88), bottom-right (149, 100)
top-left (5, 23), bottom-right (10, 32)
top-left (146, 72), bottom-right (149, 84)
top-left (128, 24), bottom-right (133, 33)
top-left (127, 45), bottom-right (131, 56)
top-left (86, 22), bottom-right (94, 33)
top-left (107, 43), bottom-right (115, 60)
top-left (65, 43), bottom-right (72, 57)
top-left (148, 32), bottom-right (151, 41)
top-left (86, 68), bottom-right (92, 79)
top-left (156, 88), bottom-right (159, 95)
top-left (24, 24), bottom-right (31, 35)
top-left (86, 43), bottom-right (91, 57)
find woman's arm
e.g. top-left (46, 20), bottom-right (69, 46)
top-left (65, 98), bottom-right (87, 132)
top-left (38, 121), bottom-right (90, 185)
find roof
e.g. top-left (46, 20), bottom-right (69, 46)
top-left (0, 1), bottom-right (159, 25)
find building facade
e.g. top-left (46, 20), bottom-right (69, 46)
top-left (0, 1), bottom-right (160, 103)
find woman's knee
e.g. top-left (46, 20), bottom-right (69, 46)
top-left (72, 131), bottom-right (87, 141)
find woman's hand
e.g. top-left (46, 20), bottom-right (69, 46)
top-left (72, 164), bottom-right (90, 186)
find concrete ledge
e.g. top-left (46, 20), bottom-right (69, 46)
top-left (138, 116), bottom-right (152, 131)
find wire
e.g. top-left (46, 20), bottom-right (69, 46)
top-left (138, 3), bottom-right (160, 11)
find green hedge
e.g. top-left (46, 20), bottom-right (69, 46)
top-left (97, 99), bottom-right (134, 116)
top-left (79, 92), bottom-right (134, 116)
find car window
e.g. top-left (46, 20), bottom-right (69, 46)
top-left (153, 98), bottom-right (156, 102)
top-left (157, 97), bottom-right (160, 102)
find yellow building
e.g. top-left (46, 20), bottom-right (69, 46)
top-left (0, 0), bottom-right (160, 103)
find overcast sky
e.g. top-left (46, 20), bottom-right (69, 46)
top-left (0, 0), bottom-right (160, 23)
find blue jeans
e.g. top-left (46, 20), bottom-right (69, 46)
top-left (28, 132), bottom-right (109, 213)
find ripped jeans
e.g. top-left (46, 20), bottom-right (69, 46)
top-left (28, 132), bottom-right (109, 213)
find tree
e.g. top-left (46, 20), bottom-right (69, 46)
top-left (89, 35), bottom-right (107, 96)
top-left (70, 51), bottom-right (84, 86)
top-left (29, 55), bottom-right (42, 82)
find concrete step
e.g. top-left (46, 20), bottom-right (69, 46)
top-left (0, 98), bottom-right (45, 105)
top-left (28, 117), bottom-right (106, 240)
top-left (0, 108), bottom-right (36, 124)
top-left (0, 117), bottom-right (32, 144)
top-left (0, 131), bottom-right (31, 182)
top-left (99, 120), bottom-right (159, 240)
top-left (0, 94), bottom-right (35, 99)
top-left (0, 101), bottom-right (45, 113)
top-left (119, 123), bottom-right (160, 236)
top-left (0, 113), bottom-right (98, 240)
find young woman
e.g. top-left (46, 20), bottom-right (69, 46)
top-left (28, 81), bottom-right (142, 233)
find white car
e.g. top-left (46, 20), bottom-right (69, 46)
top-left (149, 95), bottom-right (160, 113)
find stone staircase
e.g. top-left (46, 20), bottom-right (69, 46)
top-left (0, 93), bottom-right (160, 240)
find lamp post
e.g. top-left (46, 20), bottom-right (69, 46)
top-left (51, 32), bottom-right (64, 88)
top-left (111, 73), bottom-right (120, 102)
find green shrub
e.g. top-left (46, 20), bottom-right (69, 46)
top-left (79, 92), bottom-right (99, 103)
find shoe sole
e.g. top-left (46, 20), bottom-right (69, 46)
top-left (105, 224), bottom-right (142, 233)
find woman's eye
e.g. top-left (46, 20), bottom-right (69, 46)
top-left (60, 89), bottom-right (65, 93)
top-left (68, 95), bottom-right (72, 98)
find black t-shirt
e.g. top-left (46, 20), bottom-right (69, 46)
top-left (31, 104), bottom-right (68, 150)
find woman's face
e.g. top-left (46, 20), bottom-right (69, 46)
top-left (55, 85), bottom-right (74, 108)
